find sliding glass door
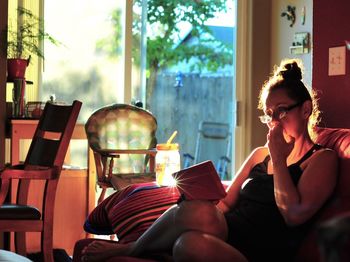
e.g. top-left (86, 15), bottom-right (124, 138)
top-left (131, 0), bottom-right (237, 178)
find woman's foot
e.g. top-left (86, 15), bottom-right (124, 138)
top-left (81, 240), bottom-right (133, 262)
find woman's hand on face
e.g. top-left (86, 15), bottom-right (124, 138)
top-left (267, 123), bottom-right (295, 163)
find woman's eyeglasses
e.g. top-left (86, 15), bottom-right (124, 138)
top-left (259, 102), bottom-right (303, 124)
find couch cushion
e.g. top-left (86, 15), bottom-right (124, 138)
top-left (107, 184), bottom-right (180, 243)
top-left (86, 182), bottom-right (180, 242)
top-left (295, 127), bottom-right (350, 261)
top-left (85, 184), bottom-right (141, 235)
top-left (314, 128), bottom-right (350, 220)
top-left (316, 127), bottom-right (350, 198)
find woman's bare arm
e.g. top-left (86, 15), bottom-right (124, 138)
top-left (273, 148), bottom-right (338, 225)
top-left (217, 147), bottom-right (268, 213)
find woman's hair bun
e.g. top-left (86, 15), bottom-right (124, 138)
top-left (278, 61), bottom-right (302, 81)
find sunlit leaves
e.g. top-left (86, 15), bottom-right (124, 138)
top-left (96, 0), bottom-right (233, 102)
top-left (95, 9), bottom-right (123, 58)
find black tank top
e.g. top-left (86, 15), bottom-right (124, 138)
top-left (239, 144), bottom-right (322, 206)
top-left (236, 144), bottom-right (322, 227)
top-left (225, 144), bottom-right (323, 261)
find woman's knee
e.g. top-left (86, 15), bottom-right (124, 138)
top-left (176, 201), bottom-right (227, 237)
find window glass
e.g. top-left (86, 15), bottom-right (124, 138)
top-left (43, 1), bottom-right (127, 168)
top-left (132, 0), bottom-right (237, 178)
top-left (42, 0), bottom-right (125, 122)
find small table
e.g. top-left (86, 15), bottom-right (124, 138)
top-left (7, 119), bottom-right (85, 164)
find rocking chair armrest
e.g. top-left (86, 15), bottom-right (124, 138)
top-left (95, 148), bottom-right (157, 157)
top-left (1, 166), bottom-right (59, 180)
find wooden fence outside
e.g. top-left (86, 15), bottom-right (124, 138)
top-left (150, 72), bottom-right (235, 179)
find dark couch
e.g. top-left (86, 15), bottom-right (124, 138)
top-left (73, 127), bottom-right (350, 262)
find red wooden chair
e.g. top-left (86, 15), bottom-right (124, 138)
top-left (0, 100), bottom-right (82, 262)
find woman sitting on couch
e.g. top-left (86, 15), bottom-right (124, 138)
top-left (81, 59), bottom-right (338, 262)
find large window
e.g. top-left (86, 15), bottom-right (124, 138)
top-left (42, 0), bottom-right (237, 177)
top-left (42, 0), bottom-right (125, 122)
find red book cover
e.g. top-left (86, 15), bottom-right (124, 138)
top-left (172, 160), bottom-right (227, 202)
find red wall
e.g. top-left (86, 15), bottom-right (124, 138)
top-left (313, 0), bottom-right (350, 128)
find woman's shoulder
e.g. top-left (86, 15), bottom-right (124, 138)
top-left (247, 146), bottom-right (270, 166)
top-left (313, 145), bottom-right (337, 160)
top-left (318, 146), bottom-right (338, 162)
top-left (233, 146), bottom-right (270, 182)
top-left (302, 145), bottom-right (338, 169)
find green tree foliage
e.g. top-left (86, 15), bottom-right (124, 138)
top-left (95, 9), bottom-right (123, 58)
top-left (96, 0), bottom-right (233, 105)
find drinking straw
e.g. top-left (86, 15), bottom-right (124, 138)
top-left (166, 130), bottom-right (178, 144)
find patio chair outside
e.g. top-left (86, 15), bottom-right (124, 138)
top-left (183, 121), bottom-right (231, 180)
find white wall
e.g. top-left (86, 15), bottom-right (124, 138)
top-left (270, 0), bottom-right (313, 86)
top-left (247, 0), bottom-right (313, 150)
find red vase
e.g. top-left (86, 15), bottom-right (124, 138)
top-left (7, 58), bottom-right (29, 81)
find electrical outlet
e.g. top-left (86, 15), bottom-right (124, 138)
top-left (328, 46), bottom-right (346, 76)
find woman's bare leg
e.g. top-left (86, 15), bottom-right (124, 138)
top-left (131, 200), bottom-right (228, 255)
top-left (82, 200), bottom-right (228, 261)
top-left (173, 231), bottom-right (248, 262)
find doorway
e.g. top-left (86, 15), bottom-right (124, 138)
top-left (132, 0), bottom-right (237, 179)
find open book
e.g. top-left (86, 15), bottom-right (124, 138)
top-left (172, 160), bottom-right (227, 202)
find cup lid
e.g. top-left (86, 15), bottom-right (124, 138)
top-left (156, 143), bottom-right (179, 150)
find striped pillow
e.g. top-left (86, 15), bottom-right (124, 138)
top-left (85, 184), bottom-right (143, 235)
top-left (87, 181), bottom-right (229, 243)
top-left (107, 183), bottom-right (180, 243)
top-left (86, 182), bottom-right (180, 243)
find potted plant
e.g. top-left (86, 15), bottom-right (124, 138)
top-left (4, 7), bottom-right (61, 81)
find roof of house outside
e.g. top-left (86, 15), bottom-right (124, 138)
top-left (182, 25), bottom-right (235, 46)
top-left (164, 25), bottom-right (236, 75)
